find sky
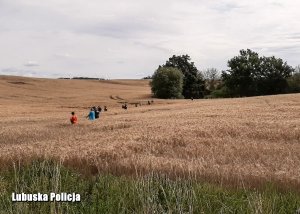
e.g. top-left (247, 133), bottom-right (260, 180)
top-left (0, 0), bottom-right (300, 79)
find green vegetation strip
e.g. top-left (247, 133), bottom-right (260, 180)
top-left (0, 160), bottom-right (299, 213)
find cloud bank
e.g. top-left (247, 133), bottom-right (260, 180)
top-left (0, 0), bottom-right (299, 78)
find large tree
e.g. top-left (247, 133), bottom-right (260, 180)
top-left (150, 67), bottom-right (183, 99)
top-left (222, 49), bottom-right (260, 96)
top-left (162, 55), bottom-right (205, 98)
top-left (255, 56), bottom-right (293, 95)
top-left (222, 49), bottom-right (294, 96)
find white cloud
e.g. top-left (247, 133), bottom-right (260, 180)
top-left (24, 60), bottom-right (39, 67)
top-left (135, 72), bottom-right (146, 77)
top-left (0, 0), bottom-right (299, 78)
top-left (1, 67), bottom-right (38, 77)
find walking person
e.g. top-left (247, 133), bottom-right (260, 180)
top-left (122, 103), bottom-right (127, 110)
top-left (95, 107), bottom-right (100, 119)
top-left (70, 112), bottom-right (78, 124)
top-left (87, 108), bottom-right (95, 120)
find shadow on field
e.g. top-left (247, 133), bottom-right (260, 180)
top-left (7, 81), bottom-right (30, 85)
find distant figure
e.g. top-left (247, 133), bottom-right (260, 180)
top-left (104, 106), bottom-right (108, 111)
top-left (135, 103), bottom-right (138, 107)
top-left (95, 107), bottom-right (100, 119)
top-left (148, 100), bottom-right (151, 105)
top-left (122, 103), bottom-right (128, 110)
top-left (87, 108), bottom-right (95, 120)
top-left (191, 97), bottom-right (194, 101)
top-left (70, 112), bottom-right (78, 124)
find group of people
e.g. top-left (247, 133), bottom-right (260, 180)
top-left (87, 106), bottom-right (108, 120)
top-left (70, 100), bottom-right (155, 124)
top-left (70, 105), bottom-right (108, 124)
top-left (125, 100), bottom-right (154, 109)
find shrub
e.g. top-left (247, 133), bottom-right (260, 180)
top-left (210, 87), bottom-right (231, 98)
top-left (150, 67), bottom-right (184, 99)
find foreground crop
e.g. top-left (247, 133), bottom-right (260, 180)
top-left (0, 160), bottom-right (299, 213)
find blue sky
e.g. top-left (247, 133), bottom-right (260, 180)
top-left (0, 0), bottom-right (299, 79)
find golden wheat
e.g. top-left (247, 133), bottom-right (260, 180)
top-left (0, 75), bottom-right (299, 190)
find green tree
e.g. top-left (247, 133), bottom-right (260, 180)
top-left (255, 56), bottom-right (293, 95)
top-left (162, 55), bottom-right (205, 98)
top-left (295, 65), bottom-right (300, 74)
top-left (222, 49), bottom-right (294, 97)
top-left (287, 65), bottom-right (300, 93)
top-left (150, 67), bottom-right (183, 99)
top-left (222, 49), bottom-right (260, 96)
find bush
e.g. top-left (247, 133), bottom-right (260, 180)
top-left (150, 67), bottom-right (184, 99)
top-left (210, 87), bottom-right (231, 98)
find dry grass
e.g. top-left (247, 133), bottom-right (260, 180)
top-left (0, 75), bottom-right (300, 190)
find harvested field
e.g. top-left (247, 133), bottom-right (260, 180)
top-left (0, 75), bottom-right (300, 190)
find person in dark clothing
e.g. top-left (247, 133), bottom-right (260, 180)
top-left (95, 108), bottom-right (100, 119)
top-left (104, 106), bottom-right (108, 111)
top-left (122, 103), bottom-right (127, 110)
top-left (96, 106), bottom-right (102, 119)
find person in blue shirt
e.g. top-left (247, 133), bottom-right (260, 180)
top-left (87, 108), bottom-right (95, 120)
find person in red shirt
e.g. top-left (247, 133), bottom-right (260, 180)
top-left (70, 112), bottom-right (78, 124)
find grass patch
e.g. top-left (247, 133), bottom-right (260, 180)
top-left (0, 160), bottom-right (299, 213)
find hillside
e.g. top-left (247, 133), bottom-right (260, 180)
top-left (0, 75), bottom-right (152, 107)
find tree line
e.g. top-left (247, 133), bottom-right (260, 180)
top-left (149, 49), bottom-right (300, 99)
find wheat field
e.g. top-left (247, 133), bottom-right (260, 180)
top-left (0, 75), bottom-right (299, 190)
